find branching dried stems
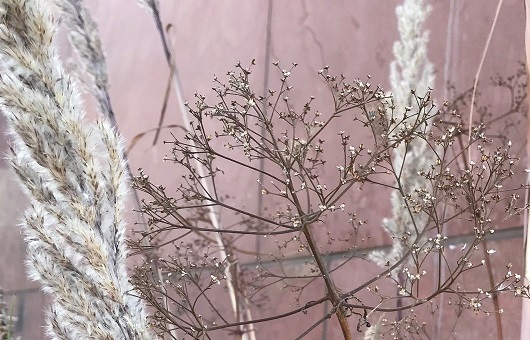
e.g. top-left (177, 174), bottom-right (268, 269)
top-left (131, 57), bottom-right (529, 338)
top-left (0, 0), bottom-right (152, 338)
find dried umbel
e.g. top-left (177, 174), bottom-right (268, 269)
top-left (0, 0), bottom-right (153, 339)
top-left (131, 59), bottom-right (528, 339)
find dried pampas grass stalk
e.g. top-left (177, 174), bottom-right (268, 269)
top-left (55, 0), bottom-right (115, 125)
top-left (370, 0), bottom-right (435, 273)
top-left (0, 0), bottom-right (153, 338)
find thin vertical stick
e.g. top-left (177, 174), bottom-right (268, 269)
top-left (521, 1), bottom-right (530, 339)
top-left (256, 0), bottom-right (273, 258)
top-left (467, 2), bottom-right (504, 339)
top-left (468, 0), bottom-right (503, 159)
top-left (141, 2), bottom-right (256, 339)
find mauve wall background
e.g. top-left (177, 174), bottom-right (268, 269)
top-left (0, 1), bottom-right (527, 339)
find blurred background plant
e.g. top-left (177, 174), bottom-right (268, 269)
top-left (0, 286), bottom-right (17, 340)
top-left (369, 0), bottom-right (436, 327)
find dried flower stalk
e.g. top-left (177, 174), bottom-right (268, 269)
top-left (132, 58), bottom-right (528, 339)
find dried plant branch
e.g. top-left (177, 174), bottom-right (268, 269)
top-left (0, 1), bottom-right (526, 339)
top-left (132, 59), bottom-right (528, 339)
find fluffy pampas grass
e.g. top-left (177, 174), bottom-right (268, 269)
top-left (0, 0), bottom-right (153, 338)
top-left (370, 0), bottom-right (435, 269)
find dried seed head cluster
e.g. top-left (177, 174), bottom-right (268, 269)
top-left (132, 57), bottom-right (528, 338)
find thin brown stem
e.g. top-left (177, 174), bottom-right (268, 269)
top-left (482, 240), bottom-right (504, 340)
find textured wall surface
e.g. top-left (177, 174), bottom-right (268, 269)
top-left (0, 1), bottom-right (526, 339)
